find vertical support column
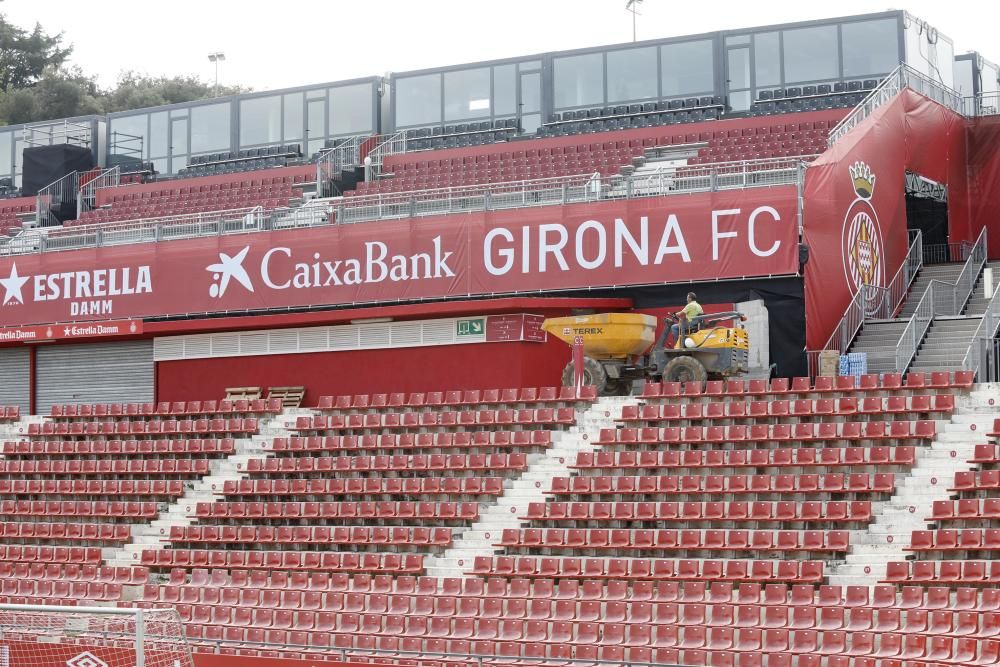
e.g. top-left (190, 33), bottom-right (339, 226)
top-left (134, 608), bottom-right (145, 667)
top-left (28, 345), bottom-right (36, 416)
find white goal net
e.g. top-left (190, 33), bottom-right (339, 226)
top-left (0, 604), bottom-right (193, 667)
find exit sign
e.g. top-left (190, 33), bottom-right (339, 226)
top-left (456, 318), bottom-right (485, 336)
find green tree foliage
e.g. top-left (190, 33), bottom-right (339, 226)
top-left (0, 13), bottom-right (248, 125)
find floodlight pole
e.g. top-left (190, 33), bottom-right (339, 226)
top-left (208, 52), bottom-right (226, 96)
top-left (626, 0), bottom-right (643, 42)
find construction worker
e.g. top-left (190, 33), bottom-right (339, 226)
top-left (669, 292), bottom-right (704, 347)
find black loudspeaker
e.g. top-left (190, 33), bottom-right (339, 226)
top-left (21, 144), bottom-right (94, 198)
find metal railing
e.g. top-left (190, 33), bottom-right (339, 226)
top-left (78, 166), bottom-right (121, 215)
top-left (363, 131), bottom-right (407, 180)
top-left (828, 65), bottom-right (964, 146)
top-left (35, 171), bottom-right (80, 227)
top-left (962, 274), bottom-right (1000, 379)
top-left (892, 227), bottom-right (987, 373)
top-left (337, 156), bottom-right (808, 225)
top-left (963, 92), bottom-right (1000, 117)
top-left (864, 229), bottom-right (923, 320)
top-left (0, 205), bottom-right (331, 256)
top-left (923, 240), bottom-right (975, 265)
top-left (316, 135), bottom-right (368, 197)
top-left (23, 119), bottom-right (92, 148)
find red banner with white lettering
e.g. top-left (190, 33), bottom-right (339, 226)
top-left (0, 189), bottom-right (798, 328)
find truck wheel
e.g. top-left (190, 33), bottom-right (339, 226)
top-left (663, 355), bottom-right (707, 388)
top-left (561, 356), bottom-right (609, 395)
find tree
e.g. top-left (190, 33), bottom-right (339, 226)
top-left (0, 15), bottom-right (71, 93)
top-left (0, 67), bottom-right (102, 124)
top-left (103, 72), bottom-right (247, 114)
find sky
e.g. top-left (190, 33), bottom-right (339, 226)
top-left (2, 0), bottom-right (998, 92)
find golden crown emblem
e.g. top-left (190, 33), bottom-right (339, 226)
top-left (849, 161), bottom-right (876, 199)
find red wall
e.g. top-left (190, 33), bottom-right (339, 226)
top-left (156, 339), bottom-right (572, 406)
top-left (968, 115), bottom-right (1000, 258)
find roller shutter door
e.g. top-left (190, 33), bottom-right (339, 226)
top-left (36, 341), bottom-right (153, 414)
top-left (0, 347), bottom-right (29, 413)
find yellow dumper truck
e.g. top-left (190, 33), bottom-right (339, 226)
top-left (541, 311), bottom-right (749, 395)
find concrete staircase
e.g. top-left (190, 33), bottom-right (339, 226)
top-left (104, 412), bottom-right (295, 570)
top-left (846, 320), bottom-right (908, 374)
top-left (909, 316), bottom-right (982, 371)
top-left (962, 260), bottom-right (1000, 316)
top-left (897, 262), bottom-right (968, 319)
top-left (421, 396), bottom-right (632, 579)
top-left (827, 386), bottom-right (992, 586)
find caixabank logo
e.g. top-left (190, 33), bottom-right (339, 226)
top-left (841, 161), bottom-right (886, 317)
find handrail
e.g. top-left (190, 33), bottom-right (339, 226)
top-left (35, 171), bottom-right (80, 227)
top-left (0, 205), bottom-right (330, 256)
top-left (828, 64), bottom-right (964, 146)
top-left (316, 135), bottom-right (368, 197)
top-left (865, 229), bottom-right (923, 320)
top-left (963, 92), bottom-right (1000, 117)
top-left (337, 155), bottom-right (810, 225)
top-left (78, 166), bottom-right (121, 215)
top-left (963, 269), bottom-right (1000, 377)
top-left (363, 131), bottom-right (407, 180)
top-left (892, 227), bottom-right (987, 373)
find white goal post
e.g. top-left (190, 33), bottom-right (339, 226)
top-left (0, 603), bottom-right (193, 667)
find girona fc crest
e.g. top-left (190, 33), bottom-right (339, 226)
top-left (841, 161), bottom-right (885, 316)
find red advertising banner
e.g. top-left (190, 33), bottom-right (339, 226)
top-left (0, 319), bottom-right (142, 343)
top-left (0, 189), bottom-right (799, 328)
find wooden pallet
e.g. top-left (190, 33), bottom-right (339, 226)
top-left (268, 386), bottom-right (305, 408)
top-left (225, 386), bottom-right (262, 400)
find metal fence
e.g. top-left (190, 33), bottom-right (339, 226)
top-left (963, 93), bottom-right (1000, 117)
top-left (923, 241), bottom-right (974, 265)
top-left (336, 156), bottom-right (808, 225)
top-left (35, 171), bottom-right (80, 227)
top-left (0, 205), bottom-right (331, 256)
top-left (78, 166), bottom-right (121, 214)
top-left (963, 276), bottom-right (1000, 379)
top-left (316, 135), bottom-right (367, 197)
top-left (828, 65), bottom-right (964, 146)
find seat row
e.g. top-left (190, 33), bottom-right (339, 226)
top-left (293, 408), bottom-right (576, 431)
top-left (317, 386), bottom-right (596, 411)
top-left (638, 371), bottom-right (972, 399)
top-left (0, 563), bottom-right (147, 584)
top-left (550, 472), bottom-right (896, 496)
top-left (521, 500), bottom-right (872, 524)
top-left (930, 499), bottom-right (1000, 521)
top-left (952, 471), bottom-right (1000, 491)
top-left (193, 500), bottom-right (480, 521)
top-left (970, 443), bottom-right (1000, 463)
top-left (0, 458), bottom-right (211, 475)
top-left (170, 524), bottom-right (453, 547)
top-left (269, 431), bottom-right (553, 453)
top-left (908, 530), bottom-right (1000, 552)
top-left (0, 579), bottom-right (121, 601)
top-left (0, 522), bottom-right (130, 541)
top-left (221, 476), bottom-right (506, 498)
top-left (143, 549), bottom-right (423, 573)
top-left (574, 447), bottom-right (916, 470)
top-left (0, 545), bottom-right (102, 564)
top-left (496, 528), bottom-right (850, 553)
top-left (2, 438), bottom-right (236, 456)
top-left (0, 480), bottom-right (184, 496)
top-left (27, 417), bottom-right (258, 436)
top-left (596, 421), bottom-right (936, 445)
top-left (50, 399), bottom-right (281, 418)
top-left (0, 500), bottom-right (158, 518)
top-left (0, 406), bottom-right (19, 420)
top-left (241, 453), bottom-right (526, 474)
top-left (884, 561), bottom-right (1000, 584)
top-left (619, 396), bottom-right (954, 422)
top-left (159, 570), bottom-right (1000, 611)
top-left (470, 557), bottom-right (823, 582)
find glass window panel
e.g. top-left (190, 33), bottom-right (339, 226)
top-left (783, 25), bottom-right (839, 83)
top-left (306, 88), bottom-right (326, 100)
top-left (754, 31), bottom-right (781, 87)
top-left (728, 48), bottom-right (751, 90)
top-left (150, 112), bottom-right (168, 158)
top-left (330, 83), bottom-right (373, 136)
top-left (553, 52), bottom-right (604, 109)
top-left (661, 40), bottom-right (715, 96)
top-left (493, 64), bottom-right (516, 116)
top-left (519, 60), bottom-right (541, 71)
top-left (395, 74), bottom-right (441, 127)
top-left (726, 35), bottom-right (751, 46)
top-left (520, 72), bottom-right (540, 113)
top-left (521, 113), bottom-right (541, 134)
top-left (190, 103), bottom-right (229, 154)
top-left (239, 95), bottom-right (281, 147)
top-left (729, 90), bottom-right (751, 112)
top-left (984, 63), bottom-right (1000, 96)
top-left (444, 67), bottom-right (491, 121)
top-left (0, 132), bottom-right (11, 175)
top-left (283, 92), bottom-right (303, 141)
top-left (110, 114), bottom-right (148, 160)
top-left (607, 46), bottom-right (658, 103)
top-left (841, 19), bottom-right (899, 77)
top-left (170, 117), bottom-right (187, 157)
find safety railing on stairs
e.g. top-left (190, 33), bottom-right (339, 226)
top-left (828, 65), bottom-right (964, 146)
top-left (363, 131), bottom-right (407, 181)
top-left (923, 239), bottom-right (975, 265)
top-left (864, 229), bottom-right (923, 320)
top-left (892, 227), bottom-right (987, 372)
top-left (35, 171), bottom-right (81, 227)
top-left (316, 135), bottom-right (367, 197)
top-left (78, 166), bottom-right (121, 215)
top-left (962, 271), bottom-right (1000, 379)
